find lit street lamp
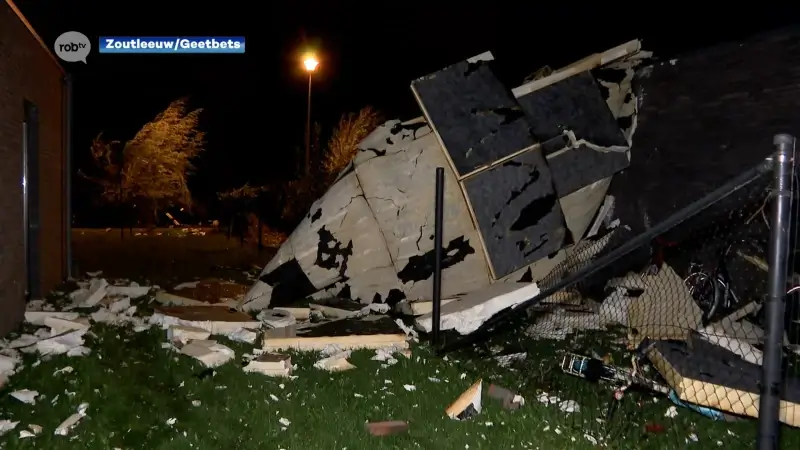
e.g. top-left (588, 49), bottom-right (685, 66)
top-left (303, 55), bottom-right (319, 176)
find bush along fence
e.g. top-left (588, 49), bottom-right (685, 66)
top-left (429, 134), bottom-right (799, 448)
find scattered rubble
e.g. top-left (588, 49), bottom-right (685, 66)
top-left (54, 403), bottom-right (89, 436)
top-left (366, 420), bottom-right (409, 436)
top-left (446, 379), bottom-right (483, 420)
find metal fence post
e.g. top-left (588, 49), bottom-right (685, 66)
top-left (757, 133), bottom-right (796, 449)
top-left (431, 167), bottom-right (445, 351)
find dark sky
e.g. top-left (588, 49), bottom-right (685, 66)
top-left (13, 1), bottom-right (799, 212)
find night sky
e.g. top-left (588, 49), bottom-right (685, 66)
top-left (13, 1), bottom-right (798, 219)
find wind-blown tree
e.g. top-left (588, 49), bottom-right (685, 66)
top-left (321, 106), bottom-right (382, 177)
top-left (83, 98), bottom-right (205, 224)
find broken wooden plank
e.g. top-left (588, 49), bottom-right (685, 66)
top-left (511, 40), bottom-right (642, 98)
top-left (262, 316), bottom-right (408, 351)
top-left (647, 339), bottom-right (800, 427)
top-left (151, 306), bottom-right (260, 335)
top-left (446, 379), bottom-right (483, 420)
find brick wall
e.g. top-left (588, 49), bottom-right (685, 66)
top-left (0, 3), bottom-right (65, 336)
top-left (609, 28), bottom-right (800, 232)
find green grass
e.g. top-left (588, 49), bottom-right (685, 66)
top-left (47, 232), bottom-right (799, 449)
top-left (1, 315), bottom-right (797, 449)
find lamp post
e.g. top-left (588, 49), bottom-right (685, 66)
top-left (303, 55), bottom-right (319, 176)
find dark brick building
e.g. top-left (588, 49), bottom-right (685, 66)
top-left (0, 1), bottom-right (70, 336)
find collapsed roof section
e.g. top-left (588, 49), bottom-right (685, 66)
top-left (241, 40), bottom-right (649, 311)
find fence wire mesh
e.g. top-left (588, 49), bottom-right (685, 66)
top-left (455, 155), bottom-right (800, 447)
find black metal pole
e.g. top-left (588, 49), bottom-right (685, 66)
top-left (431, 167), bottom-right (445, 350)
top-left (757, 133), bottom-right (796, 450)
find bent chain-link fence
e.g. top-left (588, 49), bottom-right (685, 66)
top-left (449, 145), bottom-right (800, 447)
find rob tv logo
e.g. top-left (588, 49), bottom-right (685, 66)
top-left (53, 31), bottom-right (91, 63)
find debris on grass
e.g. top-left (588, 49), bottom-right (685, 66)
top-left (0, 420), bottom-right (19, 436)
top-left (167, 325), bottom-right (211, 344)
top-left (10, 389), bottom-right (39, 405)
top-left (366, 420), bottom-right (409, 436)
top-left (257, 309), bottom-right (297, 329)
top-left (263, 316), bottom-right (410, 352)
top-left (446, 379), bottom-right (482, 420)
top-left (179, 340), bottom-right (235, 368)
top-left (243, 353), bottom-right (292, 377)
top-left (487, 384), bottom-right (525, 410)
top-left (54, 403), bottom-right (89, 436)
top-left (314, 351), bottom-right (356, 372)
top-left (150, 305), bottom-right (261, 336)
top-left (19, 423), bottom-right (42, 438)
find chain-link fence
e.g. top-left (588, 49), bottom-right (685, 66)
top-left (440, 139), bottom-right (799, 447)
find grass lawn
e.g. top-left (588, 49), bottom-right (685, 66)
top-left (8, 230), bottom-right (787, 448)
top-left (2, 307), bottom-right (797, 449)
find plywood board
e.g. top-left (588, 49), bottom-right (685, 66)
top-left (263, 316), bottom-right (408, 351)
top-left (515, 71), bottom-right (628, 147)
top-left (648, 339), bottom-right (800, 427)
top-left (462, 149), bottom-right (568, 278)
top-left (154, 306), bottom-right (256, 323)
top-left (411, 55), bottom-right (538, 178)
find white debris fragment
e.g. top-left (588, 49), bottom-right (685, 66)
top-left (167, 325), bottom-right (211, 344)
top-left (35, 329), bottom-right (89, 356)
top-left (527, 309), bottom-right (604, 340)
top-left (372, 346), bottom-right (403, 364)
top-left (559, 400), bottom-right (580, 413)
top-left (417, 283), bottom-right (540, 335)
top-left (0, 353), bottom-right (21, 376)
top-left (393, 319), bottom-right (418, 339)
top-left (54, 403), bottom-right (89, 436)
top-left (24, 311), bottom-right (80, 326)
top-left (256, 309), bottom-right (296, 329)
top-left (108, 297), bottom-right (132, 314)
top-left (278, 417), bottom-right (291, 427)
top-left (166, 418), bottom-right (177, 426)
top-left (228, 328), bottom-right (258, 344)
top-left (106, 282), bottom-right (151, 298)
top-left (180, 340), bottom-right (235, 368)
top-left (403, 384), bottom-right (416, 392)
top-left (174, 281), bottom-right (200, 290)
top-left (70, 278), bottom-right (108, 307)
top-left (150, 311), bottom-right (261, 337)
top-left (584, 433), bottom-right (598, 445)
top-left (44, 317), bottom-right (90, 335)
top-left (191, 400), bottom-right (201, 407)
top-left (54, 366), bottom-right (74, 376)
top-left (0, 420), bottom-right (19, 436)
top-left (314, 351), bottom-right (355, 372)
top-left (10, 389), bottom-right (39, 405)
top-left (665, 406), bottom-right (678, 418)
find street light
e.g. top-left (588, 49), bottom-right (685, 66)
top-left (303, 55), bottom-right (319, 176)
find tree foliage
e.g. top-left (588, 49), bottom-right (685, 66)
top-left (321, 106), bottom-right (382, 176)
top-left (216, 106), bottom-right (382, 232)
top-left (83, 98), bottom-right (205, 220)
